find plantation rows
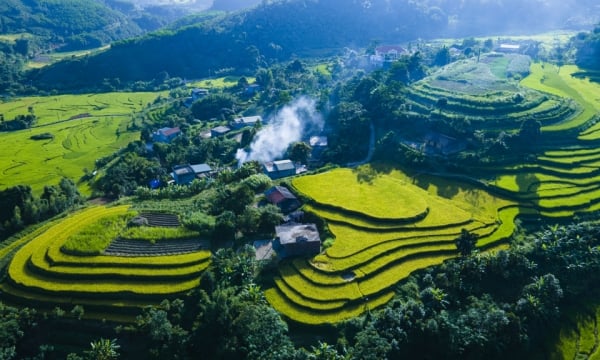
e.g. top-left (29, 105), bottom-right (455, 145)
top-left (104, 238), bottom-right (207, 256)
top-left (405, 81), bottom-right (577, 131)
top-left (0, 206), bottom-right (210, 320)
top-left (265, 168), bottom-right (516, 324)
top-left (137, 212), bottom-right (181, 227)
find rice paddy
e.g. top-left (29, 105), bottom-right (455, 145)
top-left (262, 167), bottom-right (517, 324)
top-left (1, 205), bottom-right (210, 317)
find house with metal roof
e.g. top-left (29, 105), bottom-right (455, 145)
top-left (263, 160), bottom-right (296, 179)
top-left (231, 115), bottom-right (262, 129)
top-left (265, 186), bottom-right (301, 213)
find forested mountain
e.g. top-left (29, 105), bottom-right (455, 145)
top-left (210, 0), bottom-right (261, 11)
top-left (0, 0), bottom-right (145, 50)
top-left (575, 25), bottom-right (600, 70)
top-left (25, 0), bottom-right (600, 92)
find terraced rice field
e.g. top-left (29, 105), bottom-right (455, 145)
top-left (265, 168), bottom-right (516, 324)
top-left (0, 205), bottom-right (210, 319)
top-left (552, 305), bottom-right (600, 360)
top-left (266, 59), bottom-right (600, 325)
top-left (0, 92), bottom-right (168, 195)
top-left (404, 55), bottom-right (578, 133)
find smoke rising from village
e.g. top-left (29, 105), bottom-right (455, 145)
top-left (236, 97), bottom-right (323, 165)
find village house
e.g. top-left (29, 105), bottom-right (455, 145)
top-left (183, 88), bottom-right (210, 108)
top-left (274, 223), bottom-right (321, 257)
top-left (370, 45), bottom-right (408, 66)
top-left (191, 88), bottom-right (209, 101)
top-left (263, 160), bottom-right (296, 179)
top-left (265, 186), bottom-right (301, 213)
top-left (496, 43), bottom-right (521, 53)
top-left (309, 135), bottom-right (328, 163)
top-left (211, 125), bottom-right (231, 137)
top-left (423, 132), bottom-right (467, 156)
top-left (152, 127), bottom-right (181, 143)
top-left (171, 163), bottom-right (212, 185)
top-left (231, 115), bottom-right (262, 130)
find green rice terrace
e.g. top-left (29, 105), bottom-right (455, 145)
top-left (265, 167), bottom-right (518, 324)
top-left (264, 57), bottom-right (600, 324)
top-left (0, 205), bottom-right (211, 322)
top-left (0, 92), bottom-right (165, 195)
top-left (2, 54), bottom-right (600, 328)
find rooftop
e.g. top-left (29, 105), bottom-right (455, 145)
top-left (173, 164), bottom-right (194, 176)
top-left (158, 127), bottom-right (181, 136)
top-left (275, 223), bottom-right (320, 246)
top-left (273, 160), bottom-right (295, 171)
top-left (190, 163), bottom-right (212, 174)
top-left (232, 115), bottom-right (262, 126)
top-left (265, 186), bottom-right (297, 204)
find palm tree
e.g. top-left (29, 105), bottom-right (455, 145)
top-left (86, 338), bottom-right (120, 360)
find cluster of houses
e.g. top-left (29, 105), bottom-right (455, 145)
top-left (255, 184), bottom-right (321, 260)
top-left (150, 87), bottom-right (328, 260)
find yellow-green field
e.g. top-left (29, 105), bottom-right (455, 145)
top-left (265, 167), bottom-right (516, 324)
top-left (521, 64), bottom-right (600, 134)
top-left (1, 205), bottom-right (211, 317)
top-left (551, 304), bottom-right (600, 360)
top-left (0, 91), bottom-right (167, 195)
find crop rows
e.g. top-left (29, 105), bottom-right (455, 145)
top-left (1, 206), bottom-right (210, 317)
top-left (266, 168), bottom-right (516, 324)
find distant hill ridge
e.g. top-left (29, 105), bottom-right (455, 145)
top-left (0, 0), bottom-right (144, 48)
top-left (26, 0), bottom-right (600, 91)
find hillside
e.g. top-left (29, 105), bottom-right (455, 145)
top-left (0, 0), bottom-right (144, 50)
top-left (25, 0), bottom-right (600, 92)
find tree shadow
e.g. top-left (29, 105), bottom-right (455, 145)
top-left (515, 172), bottom-right (540, 207)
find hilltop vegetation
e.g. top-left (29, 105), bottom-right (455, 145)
top-left (25, 0), bottom-right (600, 92)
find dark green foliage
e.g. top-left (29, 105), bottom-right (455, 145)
top-left (96, 152), bottom-right (165, 197)
top-left (0, 302), bottom-right (36, 359)
top-left (575, 25), bottom-right (600, 71)
top-left (191, 93), bottom-right (236, 120)
top-left (0, 0), bottom-right (143, 52)
top-left (434, 46), bottom-right (451, 66)
top-left (0, 114), bottom-right (36, 132)
top-left (0, 179), bottom-right (83, 240)
top-left (287, 141), bottom-right (312, 163)
top-left (29, 132), bottom-right (54, 140)
top-left (325, 101), bottom-right (370, 163)
top-left (455, 228), bottom-right (478, 256)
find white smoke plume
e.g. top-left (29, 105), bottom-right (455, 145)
top-left (236, 97), bottom-right (322, 165)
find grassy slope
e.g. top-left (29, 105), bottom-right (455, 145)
top-left (0, 91), bottom-right (165, 195)
top-left (522, 64), bottom-right (600, 133)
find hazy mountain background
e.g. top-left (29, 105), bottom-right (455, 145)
top-left (10, 0), bottom-right (600, 91)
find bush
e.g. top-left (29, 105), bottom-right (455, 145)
top-left (30, 132), bottom-right (54, 140)
top-left (242, 174), bottom-right (272, 192)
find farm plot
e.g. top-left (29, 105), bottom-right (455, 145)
top-left (1, 205), bottom-right (210, 317)
top-left (404, 55), bottom-right (576, 132)
top-left (0, 91), bottom-right (167, 195)
top-left (266, 167), bottom-right (516, 324)
top-left (487, 143), bottom-right (600, 219)
top-left (520, 64), bottom-right (600, 134)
